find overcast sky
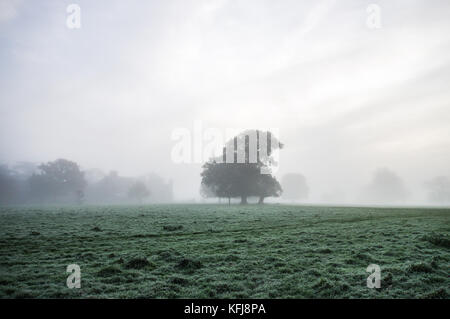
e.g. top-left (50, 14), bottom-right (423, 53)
top-left (1, 0), bottom-right (450, 202)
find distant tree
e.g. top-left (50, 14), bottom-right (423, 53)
top-left (361, 168), bottom-right (408, 204)
top-left (281, 173), bottom-right (309, 201)
top-left (200, 130), bottom-right (283, 204)
top-left (0, 164), bottom-right (17, 205)
top-left (29, 159), bottom-right (86, 203)
top-left (425, 176), bottom-right (450, 204)
top-left (86, 171), bottom-right (172, 204)
top-left (0, 162), bottom-right (39, 205)
top-left (83, 168), bottom-right (106, 184)
top-left (128, 181), bottom-right (150, 204)
top-left (13, 162), bottom-right (38, 176)
top-left (90, 171), bottom-right (123, 203)
top-left (140, 173), bottom-right (173, 203)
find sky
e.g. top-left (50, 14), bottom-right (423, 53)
top-left (1, 0), bottom-right (450, 203)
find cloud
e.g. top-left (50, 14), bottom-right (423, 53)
top-left (0, 0), bottom-right (21, 23)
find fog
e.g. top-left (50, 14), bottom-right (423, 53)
top-left (1, 0), bottom-right (450, 205)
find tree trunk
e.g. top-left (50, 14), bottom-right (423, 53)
top-left (240, 196), bottom-right (248, 205)
top-left (258, 196), bottom-right (265, 204)
top-left (228, 197), bottom-right (231, 205)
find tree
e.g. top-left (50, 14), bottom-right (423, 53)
top-left (281, 173), bottom-right (309, 202)
top-left (0, 162), bottom-right (39, 205)
top-left (255, 173), bottom-right (282, 204)
top-left (140, 173), bottom-right (173, 203)
top-left (360, 168), bottom-right (408, 204)
top-left (200, 161), bottom-right (236, 204)
top-left (29, 159), bottom-right (86, 203)
top-left (0, 164), bottom-right (17, 205)
top-left (128, 181), bottom-right (150, 204)
top-left (89, 170), bottom-right (124, 203)
top-left (200, 130), bottom-right (283, 204)
top-left (425, 176), bottom-right (450, 204)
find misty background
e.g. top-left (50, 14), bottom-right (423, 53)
top-left (1, 0), bottom-right (450, 205)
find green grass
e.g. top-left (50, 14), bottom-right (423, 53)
top-left (0, 204), bottom-right (448, 298)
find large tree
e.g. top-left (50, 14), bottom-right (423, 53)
top-left (29, 159), bottom-right (86, 203)
top-left (200, 130), bottom-right (283, 204)
top-left (200, 161), bottom-right (236, 203)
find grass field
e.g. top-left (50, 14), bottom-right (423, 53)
top-left (0, 204), bottom-right (448, 298)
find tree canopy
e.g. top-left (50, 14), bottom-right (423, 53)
top-left (29, 158), bottom-right (86, 203)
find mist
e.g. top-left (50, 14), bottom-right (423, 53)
top-left (1, 0), bottom-right (450, 206)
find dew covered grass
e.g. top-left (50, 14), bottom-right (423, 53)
top-left (0, 204), bottom-right (448, 298)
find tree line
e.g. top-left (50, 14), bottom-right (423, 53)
top-left (0, 159), bottom-right (173, 205)
top-left (2, 130), bottom-right (449, 206)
